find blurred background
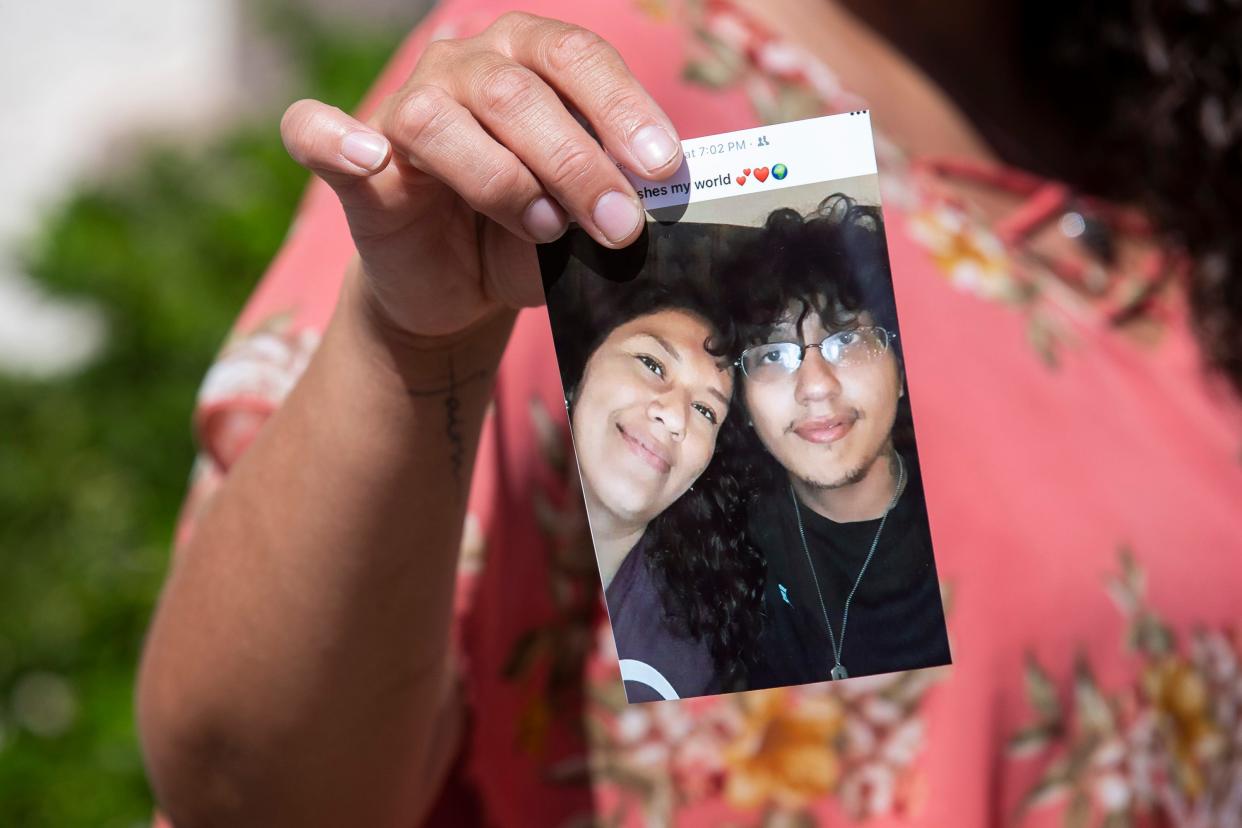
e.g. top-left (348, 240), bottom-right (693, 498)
top-left (0, 1), bottom-right (431, 823)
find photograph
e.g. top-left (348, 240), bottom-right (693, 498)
top-left (540, 116), bottom-right (952, 702)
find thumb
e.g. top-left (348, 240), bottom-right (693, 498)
top-left (280, 98), bottom-right (391, 189)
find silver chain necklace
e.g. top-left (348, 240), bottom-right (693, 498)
top-left (789, 453), bottom-right (906, 681)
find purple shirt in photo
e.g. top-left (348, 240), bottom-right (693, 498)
top-left (604, 541), bottom-right (718, 703)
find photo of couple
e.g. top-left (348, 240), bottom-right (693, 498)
top-left (541, 182), bottom-right (952, 703)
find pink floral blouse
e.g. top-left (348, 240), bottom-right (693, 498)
top-left (167, 0), bottom-right (1242, 825)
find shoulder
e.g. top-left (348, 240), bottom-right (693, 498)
top-left (608, 544), bottom-right (718, 701)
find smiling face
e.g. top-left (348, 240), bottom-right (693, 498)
top-left (571, 308), bottom-right (734, 530)
top-left (743, 301), bottom-right (902, 490)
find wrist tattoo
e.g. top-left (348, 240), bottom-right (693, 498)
top-left (405, 360), bottom-right (491, 489)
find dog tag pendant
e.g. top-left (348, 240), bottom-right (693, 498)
top-left (830, 664), bottom-right (849, 681)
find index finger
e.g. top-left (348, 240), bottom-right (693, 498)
top-left (492, 13), bottom-right (683, 179)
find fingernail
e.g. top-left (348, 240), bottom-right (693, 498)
top-left (341, 131), bottom-right (389, 172)
top-left (593, 191), bottom-right (643, 244)
top-left (523, 196), bottom-right (566, 243)
top-left (631, 124), bottom-right (679, 174)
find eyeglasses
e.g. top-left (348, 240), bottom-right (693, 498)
top-left (736, 326), bottom-right (895, 382)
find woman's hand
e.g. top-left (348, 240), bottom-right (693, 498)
top-left (140, 15), bottom-right (688, 826)
top-left (280, 11), bottom-right (683, 341)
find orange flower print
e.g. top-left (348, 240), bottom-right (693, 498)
top-left (1141, 653), bottom-right (1226, 801)
top-left (722, 688), bottom-right (845, 810)
top-left (1013, 550), bottom-right (1242, 827)
top-left (908, 203), bottom-right (1023, 302)
top-left (578, 653), bottom-right (942, 825)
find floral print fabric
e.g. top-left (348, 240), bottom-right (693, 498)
top-left (170, 0), bottom-right (1242, 826)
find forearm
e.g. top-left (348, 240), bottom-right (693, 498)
top-left (137, 262), bottom-right (514, 827)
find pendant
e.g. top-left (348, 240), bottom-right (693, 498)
top-left (830, 664), bottom-right (849, 681)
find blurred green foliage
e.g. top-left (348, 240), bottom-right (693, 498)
top-left (0, 5), bottom-right (411, 825)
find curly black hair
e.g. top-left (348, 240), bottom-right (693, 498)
top-left (720, 195), bottom-right (896, 352)
top-left (543, 228), bottom-right (767, 690)
top-left (844, 1), bottom-right (1241, 391)
top-left (1014, 2), bottom-right (1242, 391)
top-left (715, 195), bottom-right (919, 491)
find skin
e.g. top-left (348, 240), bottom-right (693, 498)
top-left (569, 309), bottom-right (732, 586)
top-left (135, 4), bottom-right (1045, 825)
top-left (137, 12), bottom-right (686, 827)
top-left (743, 305), bottom-right (904, 522)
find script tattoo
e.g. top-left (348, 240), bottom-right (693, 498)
top-left (406, 359), bottom-right (491, 492)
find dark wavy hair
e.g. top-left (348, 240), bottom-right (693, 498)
top-left (715, 195), bottom-right (919, 491)
top-left (546, 258), bottom-right (766, 691)
top-left (850, 1), bottom-right (1241, 391)
top-left (721, 195), bottom-right (897, 354)
top-left (1014, 2), bottom-right (1242, 391)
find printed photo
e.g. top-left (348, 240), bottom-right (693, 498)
top-left (539, 115), bottom-right (951, 702)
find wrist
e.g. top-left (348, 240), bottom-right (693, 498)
top-left (337, 258), bottom-right (516, 394)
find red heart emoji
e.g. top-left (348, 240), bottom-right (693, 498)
top-left (742, 168), bottom-right (751, 176)
top-left (755, 166), bottom-right (770, 182)
top-left (736, 174), bottom-right (747, 186)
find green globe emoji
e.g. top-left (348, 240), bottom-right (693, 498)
top-left (772, 163), bottom-right (788, 180)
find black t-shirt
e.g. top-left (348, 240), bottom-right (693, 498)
top-left (605, 538), bottom-right (720, 702)
top-left (748, 458), bottom-right (951, 688)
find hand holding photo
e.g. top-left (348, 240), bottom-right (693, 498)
top-left (539, 113), bottom-right (951, 703)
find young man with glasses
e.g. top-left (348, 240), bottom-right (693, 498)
top-left (722, 197), bottom-right (951, 687)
